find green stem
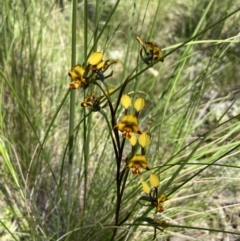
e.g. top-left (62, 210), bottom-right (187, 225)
top-left (83, 0), bottom-right (89, 215)
top-left (93, 0), bottom-right (100, 51)
top-left (67, 0), bottom-right (77, 231)
top-left (84, 0), bottom-right (88, 63)
top-left (88, 0), bottom-right (121, 56)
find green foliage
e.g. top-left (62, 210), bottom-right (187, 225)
top-left (1, 0), bottom-right (240, 240)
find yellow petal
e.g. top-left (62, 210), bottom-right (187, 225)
top-left (74, 64), bottom-right (85, 76)
top-left (115, 114), bottom-right (140, 136)
top-left (130, 154), bottom-right (147, 163)
top-left (88, 52), bottom-right (103, 65)
top-left (115, 122), bottom-right (125, 131)
top-left (140, 162), bottom-right (150, 170)
top-left (69, 64), bottom-right (85, 79)
top-left (158, 193), bottom-right (167, 203)
top-left (134, 98), bottom-right (145, 112)
top-left (129, 133), bottom-right (137, 146)
top-left (96, 60), bottom-right (107, 69)
top-left (68, 70), bottom-right (78, 79)
top-left (127, 161), bottom-right (134, 168)
top-left (141, 181), bottom-right (150, 194)
top-left (121, 115), bottom-right (139, 129)
top-left (121, 94), bottom-right (132, 109)
top-left (138, 132), bottom-right (150, 148)
top-left (129, 155), bottom-right (149, 170)
top-left (136, 36), bottom-right (144, 46)
top-left (150, 174), bottom-right (160, 188)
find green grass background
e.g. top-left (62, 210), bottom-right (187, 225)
top-left (1, 0), bottom-right (240, 240)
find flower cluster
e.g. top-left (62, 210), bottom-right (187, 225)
top-left (81, 92), bottom-right (103, 111)
top-left (67, 36), bottom-right (167, 238)
top-left (142, 174), bottom-right (167, 213)
top-left (68, 64), bottom-right (87, 89)
top-left (115, 94), bottom-right (151, 174)
top-left (88, 52), bottom-right (116, 81)
top-left (68, 52), bottom-right (116, 89)
top-left (115, 94), bottom-right (145, 140)
top-left (136, 36), bottom-right (164, 64)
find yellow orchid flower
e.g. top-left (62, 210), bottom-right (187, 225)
top-left (115, 114), bottom-right (141, 138)
top-left (81, 92), bottom-right (103, 111)
top-left (88, 52), bottom-right (116, 75)
top-left (127, 154), bottom-right (150, 174)
top-left (145, 41), bottom-right (164, 62)
top-left (141, 174), bottom-right (167, 213)
top-left (155, 194), bottom-right (167, 213)
top-left (136, 36), bottom-right (164, 63)
top-left (68, 64), bottom-right (88, 89)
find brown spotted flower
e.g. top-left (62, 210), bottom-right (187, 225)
top-left (68, 64), bottom-right (88, 89)
top-left (88, 52), bottom-right (116, 81)
top-left (127, 154), bottom-right (150, 174)
top-left (114, 114), bottom-right (141, 138)
top-left (81, 92), bottom-right (103, 111)
top-left (141, 174), bottom-right (167, 213)
top-left (155, 194), bottom-right (167, 213)
top-left (117, 95), bottom-right (149, 147)
top-left (136, 36), bottom-right (164, 64)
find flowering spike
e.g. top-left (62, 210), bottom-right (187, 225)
top-left (114, 114), bottom-right (141, 138)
